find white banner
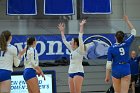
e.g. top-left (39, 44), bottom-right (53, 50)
top-left (11, 74), bottom-right (53, 93)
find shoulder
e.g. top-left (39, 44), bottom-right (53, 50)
top-left (27, 47), bottom-right (34, 54)
top-left (8, 44), bottom-right (17, 49)
top-left (126, 34), bottom-right (134, 39)
top-left (7, 44), bottom-right (17, 52)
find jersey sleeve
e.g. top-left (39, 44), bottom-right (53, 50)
top-left (77, 32), bottom-right (85, 54)
top-left (107, 47), bottom-right (113, 61)
top-left (28, 49), bottom-right (38, 68)
top-left (12, 46), bottom-right (20, 67)
top-left (125, 29), bottom-right (136, 45)
top-left (62, 36), bottom-right (72, 51)
top-left (35, 49), bottom-right (39, 66)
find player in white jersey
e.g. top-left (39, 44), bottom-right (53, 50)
top-left (0, 31), bottom-right (24, 93)
top-left (58, 19), bottom-right (86, 93)
top-left (23, 37), bottom-right (45, 93)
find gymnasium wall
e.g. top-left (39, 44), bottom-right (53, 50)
top-left (0, 0), bottom-right (140, 92)
top-left (0, 0), bottom-right (140, 35)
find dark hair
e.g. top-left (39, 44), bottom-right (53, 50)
top-left (25, 37), bottom-right (36, 57)
top-left (0, 30), bottom-right (11, 51)
top-left (115, 31), bottom-right (125, 43)
top-left (73, 38), bottom-right (79, 46)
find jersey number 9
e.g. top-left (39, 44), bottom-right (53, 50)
top-left (119, 48), bottom-right (125, 56)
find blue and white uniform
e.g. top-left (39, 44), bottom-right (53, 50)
top-left (107, 29), bottom-right (136, 79)
top-left (23, 47), bottom-right (39, 81)
top-left (62, 32), bottom-right (85, 78)
top-left (0, 44), bottom-right (20, 82)
top-left (129, 56), bottom-right (140, 82)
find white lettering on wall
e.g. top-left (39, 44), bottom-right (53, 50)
top-left (46, 41), bottom-right (64, 55)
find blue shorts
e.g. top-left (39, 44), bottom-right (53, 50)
top-left (69, 72), bottom-right (84, 78)
top-left (112, 64), bottom-right (131, 79)
top-left (0, 69), bottom-right (12, 82)
top-left (23, 68), bottom-right (36, 81)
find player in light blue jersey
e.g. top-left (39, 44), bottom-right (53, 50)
top-left (105, 16), bottom-right (136, 93)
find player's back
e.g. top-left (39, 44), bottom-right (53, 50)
top-left (109, 34), bottom-right (135, 66)
top-left (111, 42), bottom-right (130, 65)
top-left (24, 47), bottom-right (39, 69)
top-left (0, 44), bottom-right (18, 71)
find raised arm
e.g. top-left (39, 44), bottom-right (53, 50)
top-left (18, 48), bottom-right (26, 59)
top-left (79, 19), bottom-right (86, 33)
top-left (58, 23), bottom-right (65, 38)
top-left (124, 15), bottom-right (136, 36)
top-left (58, 23), bottom-right (72, 51)
top-left (77, 19), bottom-right (86, 54)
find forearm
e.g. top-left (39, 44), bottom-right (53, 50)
top-left (80, 25), bottom-right (84, 33)
top-left (106, 61), bottom-right (111, 77)
top-left (34, 66), bottom-right (43, 73)
top-left (79, 19), bottom-right (86, 33)
top-left (35, 66), bottom-right (46, 80)
top-left (19, 48), bottom-right (26, 56)
top-left (61, 31), bottom-right (72, 50)
top-left (79, 22), bottom-right (84, 49)
top-left (61, 31), bottom-right (65, 38)
top-left (106, 69), bottom-right (111, 77)
top-left (125, 20), bottom-right (134, 30)
top-left (78, 32), bottom-right (84, 53)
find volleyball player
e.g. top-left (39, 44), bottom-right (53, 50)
top-left (105, 15), bottom-right (136, 93)
top-left (129, 50), bottom-right (140, 93)
top-left (23, 37), bottom-right (45, 93)
top-left (0, 30), bottom-right (24, 93)
top-left (58, 19), bottom-right (86, 93)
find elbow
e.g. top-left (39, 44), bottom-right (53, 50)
top-left (33, 65), bottom-right (38, 68)
top-left (106, 61), bottom-right (112, 70)
top-left (14, 65), bottom-right (19, 67)
top-left (31, 62), bottom-right (38, 68)
top-left (34, 65), bottom-right (39, 69)
top-left (131, 29), bottom-right (136, 36)
top-left (14, 63), bottom-right (20, 67)
top-left (14, 59), bottom-right (20, 67)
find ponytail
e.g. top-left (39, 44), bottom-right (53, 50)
top-left (0, 33), bottom-right (8, 51)
top-left (25, 37), bottom-right (36, 58)
top-left (25, 45), bottom-right (29, 58)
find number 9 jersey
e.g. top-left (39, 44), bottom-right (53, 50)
top-left (107, 29), bottom-right (136, 79)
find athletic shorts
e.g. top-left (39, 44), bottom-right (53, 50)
top-left (0, 69), bottom-right (12, 82)
top-left (112, 64), bottom-right (131, 79)
top-left (131, 75), bottom-right (138, 82)
top-left (69, 72), bottom-right (84, 78)
top-left (23, 68), bottom-right (36, 81)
